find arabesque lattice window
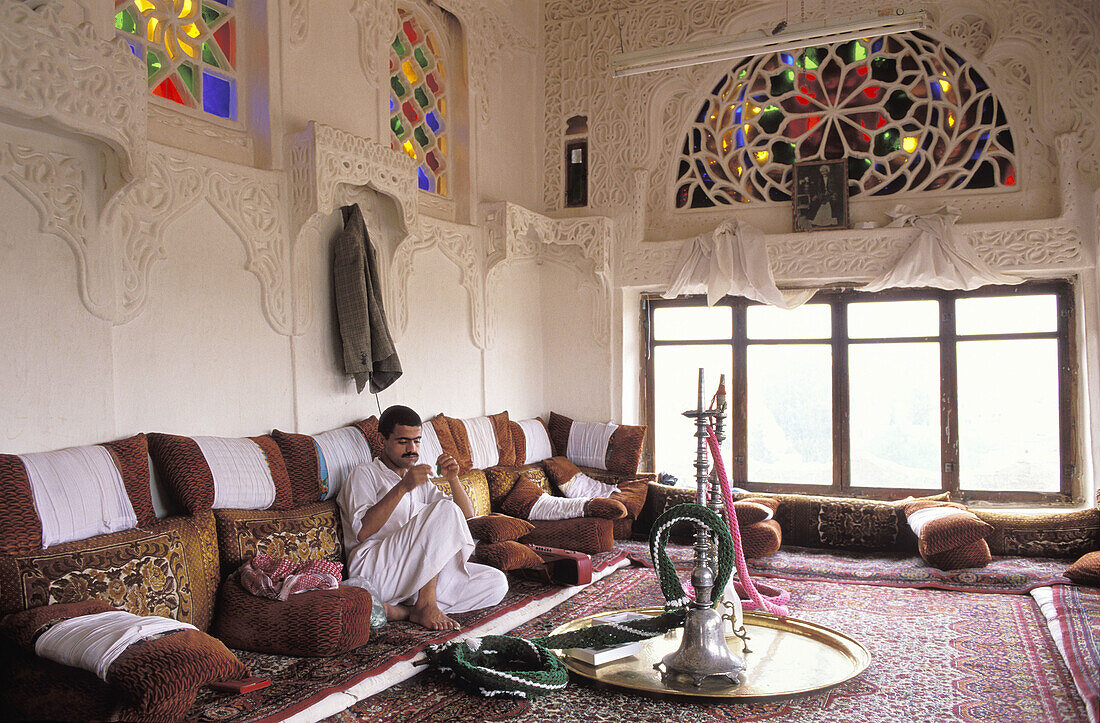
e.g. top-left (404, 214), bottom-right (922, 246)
top-left (114, 0), bottom-right (237, 121)
top-left (675, 31), bottom-right (1016, 208)
top-left (389, 9), bottom-right (447, 195)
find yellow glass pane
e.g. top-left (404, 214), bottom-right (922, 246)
top-left (402, 60), bottom-right (418, 84)
top-left (180, 0), bottom-right (195, 18)
top-left (182, 22), bottom-right (201, 39)
top-left (147, 16), bottom-right (159, 43)
top-left (402, 140), bottom-right (417, 159)
top-left (135, 0), bottom-right (156, 12)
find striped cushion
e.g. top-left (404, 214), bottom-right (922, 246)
top-left (148, 433), bottom-right (292, 513)
top-left (0, 434), bottom-right (153, 554)
top-left (547, 412), bottom-right (646, 474)
top-left (272, 426), bottom-right (374, 504)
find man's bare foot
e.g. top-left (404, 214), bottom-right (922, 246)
top-left (409, 602), bottom-right (461, 631)
top-left (384, 603), bottom-right (409, 621)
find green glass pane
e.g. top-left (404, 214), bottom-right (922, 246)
top-left (758, 106), bottom-right (782, 134)
top-left (115, 8), bottom-right (137, 34)
top-left (391, 76), bottom-right (406, 97)
top-left (769, 70), bottom-right (795, 95)
top-left (414, 87), bottom-right (430, 108)
top-left (874, 129), bottom-right (900, 156)
top-left (202, 42), bottom-right (220, 68)
top-left (178, 62), bottom-right (196, 95)
top-left (146, 49), bottom-right (162, 79)
top-left (414, 125), bottom-right (430, 147)
top-left (390, 115), bottom-right (405, 137)
top-left (772, 141), bottom-right (796, 165)
top-left (414, 47), bottom-right (430, 68)
top-left (392, 36), bottom-right (406, 56)
top-left (799, 47), bottom-right (823, 70)
top-left (201, 4), bottom-right (222, 25)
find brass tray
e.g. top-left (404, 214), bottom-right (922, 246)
top-left (549, 607), bottom-right (871, 699)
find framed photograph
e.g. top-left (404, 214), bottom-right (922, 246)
top-left (792, 159), bottom-right (849, 232)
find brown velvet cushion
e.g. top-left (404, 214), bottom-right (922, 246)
top-left (213, 501), bottom-right (344, 577)
top-left (0, 510), bottom-right (221, 631)
top-left (545, 412), bottom-right (646, 474)
top-left (0, 599), bottom-right (115, 649)
top-left (473, 541), bottom-right (543, 571)
top-left (543, 456), bottom-right (583, 492)
top-left (467, 513), bottom-right (535, 543)
top-left (108, 627), bottom-right (250, 721)
top-left (520, 517), bottom-right (615, 554)
top-left (351, 416), bottom-right (384, 459)
top-left (271, 426), bottom-right (375, 505)
top-left (500, 477), bottom-right (546, 520)
top-left (430, 469), bottom-right (492, 517)
top-left (1065, 551), bottom-right (1100, 585)
top-left (609, 477), bottom-right (650, 520)
top-left (741, 519), bottom-right (783, 558)
top-left (923, 539), bottom-right (992, 570)
top-left (900, 500), bottom-right (993, 569)
top-left (439, 415), bottom-right (474, 473)
top-left (485, 466), bottom-right (520, 506)
top-left (585, 498), bottom-right (628, 519)
top-left (147, 432), bottom-right (293, 514)
top-left (212, 574), bottom-right (373, 657)
top-left (734, 498), bottom-right (780, 526)
top-left (0, 434), bottom-right (155, 554)
top-left (489, 412), bottom-right (515, 467)
top-left (507, 421), bottom-right (525, 465)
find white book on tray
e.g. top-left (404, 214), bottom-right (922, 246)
top-left (566, 611), bottom-right (650, 666)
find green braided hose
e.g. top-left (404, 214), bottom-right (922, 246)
top-left (424, 502), bottom-right (731, 697)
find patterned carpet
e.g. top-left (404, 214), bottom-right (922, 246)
top-left (619, 540), bottom-right (1074, 594)
top-left (1051, 586), bottom-right (1100, 721)
top-left (329, 566), bottom-right (1090, 723)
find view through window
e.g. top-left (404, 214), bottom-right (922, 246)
top-left (645, 281), bottom-right (1076, 504)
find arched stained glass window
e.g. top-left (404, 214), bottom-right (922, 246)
top-left (675, 31), bottom-right (1016, 208)
top-left (389, 9), bottom-right (447, 195)
top-left (114, 0), bottom-right (238, 121)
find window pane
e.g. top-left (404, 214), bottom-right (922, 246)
top-left (958, 339), bottom-right (1060, 492)
top-left (848, 299), bottom-right (938, 338)
top-left (652, 305), bottom-right (731, 341)
top-left (746, 303), bottom-right (830, 339)
top-left (747, 344), bottom-right (831, 484)
top-left (849, 343), bottom-right (940, 488)
top-left (956, 295), bottom-right (1057, 335)
top-left (653, 345), bottom-right (732, 487)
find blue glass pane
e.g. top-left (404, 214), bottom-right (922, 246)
top-left (208, 0), bottom-right (231, 5)
top-left (417, 166), bottom-right (433, 191)
top-left (128, 42), bottom-right (140, 57)
top-left (872, 37), bottom-right (883, 52)
top-left (389, 97), bottom-right (396, 112)
top-left (425, 110), bottom-right (441, 133)
top-left (781, 53), bottom-right (794, 65)
top-left (930, 82), bottom-right (941, 101)
top-left (202, 71), bottom-right (235, 119)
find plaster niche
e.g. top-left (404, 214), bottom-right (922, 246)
top-left (290, 122), bottom-right (418, 335)
top-left (483, 202), bottom-right (614, 349)
top-left (0, 0), bottom-right (145, 184)
top-left (101, 143), bottom-right (292, 333)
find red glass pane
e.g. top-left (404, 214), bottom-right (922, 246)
top-left (425, 150), bottom-right (439, 172)
top-left (402, 100), bottom-right (420, 123)
top-left (403, 20), bottom-right (418, 44)
top-left (214, 19), bottom-right (235, 68)
top-left (152, 76), bottom-right (185, 105)
top-left (426, 72), bottom-right (439, 94)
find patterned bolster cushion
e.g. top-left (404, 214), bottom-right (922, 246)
top-left (975, 508), bottom-right (1100, 558)
top-left (519, 517), bottom-right (615, 555)
top-left (734, 497), bottom-right (781, 526)
top-left (430, 469), bottom-right (493, 517)
top-left (741, 519), bottom-right (783, 558)
top-left (467, 513), bottom-right (535, 543)
top-left (212, 574), bottom-right (373, 656)
top-left (148, 433), bottom-right (294, 514)
top-left (0, 434), bottom-right (155, 554)
top-left (1065, 551), bottom-right (1100, 586)
top-left (271, 425), bottom-right (375, 505)
top-left (472, 541), bottom-right (543, 571)
top-left (0, 510), bottom-right (221, 632)
top-left (900, 500), bottom-right (994, 570)
top-left (213, 501), bottom-right (345, 577)
top-left (547, 412), bottom-right (647, 474)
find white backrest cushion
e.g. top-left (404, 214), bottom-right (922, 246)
top-left (417, 421), bottom-right (444, 469)
top-left (518, 419), bottom-right (553, 464)
top-left (566, 421), bottom-right (619, 470)
top-left (194, 436), bottom-right (277, 510)
top-left (314, 426), bottom-right (374, 500)
top-left (462, 416), bottom-right (499, 469)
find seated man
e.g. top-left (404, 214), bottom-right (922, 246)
top-left (338, 405), bottom-right (508, 630)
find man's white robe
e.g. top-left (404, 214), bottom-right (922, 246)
top-left (338, 459), bottom-right (508, 613)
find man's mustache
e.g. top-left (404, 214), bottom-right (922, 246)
top-left (402, 452), bottom-right (418, 458)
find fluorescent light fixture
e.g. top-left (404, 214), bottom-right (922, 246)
top-left (611, 10), bottom-right (928, 77)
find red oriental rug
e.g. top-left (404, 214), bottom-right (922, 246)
top-left (331, 566), bottom-right (1090, 723)
top-left (1050, 586), bottom-right (1100, 721)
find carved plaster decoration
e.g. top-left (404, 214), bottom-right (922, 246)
top-left (0, 141), bottom-right (117, 320)
top-left (102, 144), bottom-right (292, 334)
top-left (0, 0), bottom-right (146, 182)
top-left (351, 0), bottom-right (398, 98)
top-left (148, 103), bottom-right (253, 153)
top-left (288, 0), bottom-right (309, 46)
top-left (544, 0), bottom-right (1100, 243)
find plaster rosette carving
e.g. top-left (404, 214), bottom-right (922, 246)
top-left (351, 0), bottom-right (398, 94)
top-left (288, 0), bottom-right (309, 45)
top-left (0, 0), bottom-right (146, 182)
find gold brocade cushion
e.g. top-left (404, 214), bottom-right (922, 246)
top-left (0, 511), bottom-right (219, 631)
top-left (213, 501), bottom-right (344, 575)
top-left (431, 469), bottom-right (492, 517)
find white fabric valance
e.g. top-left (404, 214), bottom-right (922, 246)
top-left (663, 219), bottom-right (815, 308)
top-left (861, 205), bottom-right (1022, 292)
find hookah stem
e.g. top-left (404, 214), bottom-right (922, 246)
top-left (705, 424), bottom-right (787, 616)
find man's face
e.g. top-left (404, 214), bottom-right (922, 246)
top-left (382, 424), bottom-right (422, 470)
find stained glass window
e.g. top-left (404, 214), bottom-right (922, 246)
top-left (115, 0), bottom-right (238, 121)
top-left (675, 31), bottom-right (1016, 208)
top-left (389, 9), bottom-right (447, 195)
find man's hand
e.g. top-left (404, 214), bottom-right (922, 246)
top-left (437, 453), bottom-right (460, 482)
top-left (399, 464), bottom-right (432, 494)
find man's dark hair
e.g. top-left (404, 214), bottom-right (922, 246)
top-left (378, 405), bottom-right (422, 438)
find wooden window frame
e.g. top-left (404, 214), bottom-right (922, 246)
top-left (643, 280), bottom-right (1079, 505)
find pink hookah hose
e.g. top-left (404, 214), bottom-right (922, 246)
top-left (705, 425), bottom-right (790, 617)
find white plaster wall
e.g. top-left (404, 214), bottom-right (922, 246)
top-left (484, 260), bottom-right (546, 419)
top-left (112, 202), bottom-right (295, 437)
